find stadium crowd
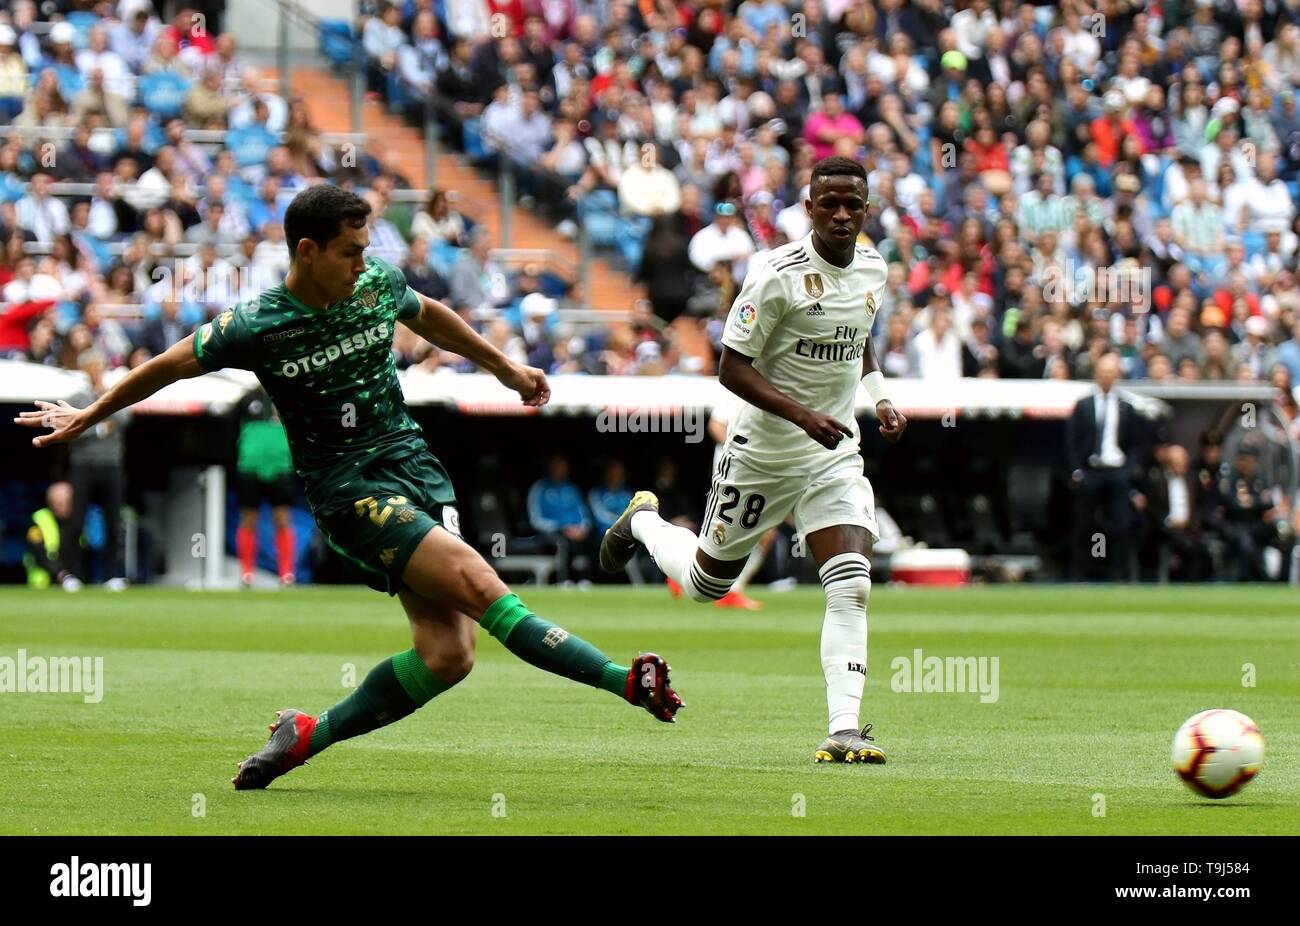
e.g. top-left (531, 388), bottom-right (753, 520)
top-left (2, 0), bottom-right (1299, 583)
top-left (348, 0), bottom-right (1300, 426)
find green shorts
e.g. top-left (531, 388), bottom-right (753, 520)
top-left (311, 451), bottom-right (460, 595)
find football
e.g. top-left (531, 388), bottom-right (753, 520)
top-left (1171, 709), bottom-right (1265, 799)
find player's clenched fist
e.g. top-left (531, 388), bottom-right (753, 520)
top-left (498, 363), bottom-right (551, 407)
top-left (876, 400), bottom-right (907, 443)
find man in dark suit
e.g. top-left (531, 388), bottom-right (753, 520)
top-left (1067, 352), bottom-right (1142, 580)
top-left (1145, 443), bottom-right (1212, 581)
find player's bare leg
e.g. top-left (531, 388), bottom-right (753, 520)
top-left (807, 524), bottom-right (884, 764)
top-left (400, 525), bottom-right (682, 721)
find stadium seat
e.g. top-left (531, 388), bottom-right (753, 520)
top-left (319, 20), bottom-right (356, 68)
top-left (461, 118), bottom-right (490, 162)
top-left (968, 494), bottom-right (1006, 555)
top-left (1004, 464), bottom-right (1052, 555)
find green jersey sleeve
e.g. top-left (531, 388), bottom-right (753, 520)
top-left (194, 306), bottom-right (256, 372)
top-left (372, 256), bottom-right (422, 320)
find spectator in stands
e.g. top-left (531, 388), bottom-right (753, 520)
top-left (402, 236), bottom-right (450, 301)
top-left (113, 115), bottom-right (156, 174)
top-left (0, 291), bottom-right (54, 359)
top-left (909, 306), bottom-right (963, 379)
top-left (688, 201), bottom-right (754, 283)
top-left (73, 66), bottom-right (130, 127)
top-left (364, 2), bottom-right (406, 95)
top-left (0, 24), bottom-right (29, 122)
top-left (183, 63), bottom-right (229, 126)
top-left (84, 170), bottom-right (124, 240)
top-left (396, 10), bottom-right (446, 102)
top-left (141, 32), bottom-right (193, 79)
top-left (435, 36), bottom-right (485, 141)
top-left (1268, 317), bottom-right (1300, 387)
top-left (618, 146), bottom-right (682, 218)
top-left (803, 92), bottom-right (864, 162)
top-left (138, 296), bottom-right (193, 357)
top-left (250, 220), bottom-right (290, 283)
top-left (55, 122), bottom-right (105, 183)
top-left (226, 97), bottom-right (277, 177)
top-left (410, 190), bottom-right (467, 247)
top-left (111, 0), bottom-right (161, 73)
top-left (16, 173), bottom-right (71, 245)
top-left (1171, 177), bottom-right (1225, 279)
top-left (7, 0), bottom-right (40, 70)
top-left (1159, 307), bottom-right (1205, 371)
top-left (77, 23), bottom-right (132, 95)
top-left (1067, 352), bottom-right (1142, 581)
top-left (498, 88), bottom-right (555, 200)
top-left (449, 227), bottom-right (509, 311)
top-left (527, 453), bottom-right (592, 584)
top-left (166, 5), bottom-right (217, 61)
top-left (361, 188), bottom-right (408, 266)
top-left (182, 198), bottom-right (235, 246)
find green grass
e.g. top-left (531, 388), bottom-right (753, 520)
top-left (1, 585), bottom-right (1297, 834)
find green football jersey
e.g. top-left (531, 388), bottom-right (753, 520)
top-left (194, 256), bottom-right (426, 506)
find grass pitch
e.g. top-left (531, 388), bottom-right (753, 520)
top-left (1, 584), bottom-right (1296, 835)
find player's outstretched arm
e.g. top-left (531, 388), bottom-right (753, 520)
top-left (14, 334), bottom-right (206, 448)
top-left (718, 345), bottom-right (854, 450)
top-left (402, 291), bottom-right (550, 407)
top-left (862, 332), bottom-right (907, 443)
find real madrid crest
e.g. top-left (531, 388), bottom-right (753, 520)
top-left (803, 273), bottom-right (824, 299)
top-left (712, 523), bottom-right (727, 546)
top-left (865, 290), bottom-right (876, 316)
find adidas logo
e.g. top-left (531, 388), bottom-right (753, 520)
top-left (807, 302), bottom-right (825, 316)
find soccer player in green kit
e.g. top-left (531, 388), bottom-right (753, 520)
top-left (16, 185), bottom-right (684, 790)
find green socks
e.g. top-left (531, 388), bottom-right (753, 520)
top-left (480, 593), bottom-right (629, 696)
top-left (309, 648), bottom-right (455, 756)
top-left (308, 596), bottom-right (629, 757)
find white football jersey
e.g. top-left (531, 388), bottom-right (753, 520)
top-left (720, 231), bottom-right (888, 472)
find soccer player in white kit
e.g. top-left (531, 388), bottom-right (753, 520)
top-left (600, 157), bottom-right (907, 763)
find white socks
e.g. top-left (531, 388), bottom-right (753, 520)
top-left (818, 552), bottom-right (871, 735)
top-left (631, 510), bottom-right (733, 602)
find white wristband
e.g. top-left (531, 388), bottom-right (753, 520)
top-left (862, 370), bottom-right (889, 406)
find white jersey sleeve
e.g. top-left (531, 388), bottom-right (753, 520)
top-left (720, 259), bottom-right (789, 358)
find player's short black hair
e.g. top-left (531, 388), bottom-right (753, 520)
top-left (284, 185), bottom-right (371, 259)
top-left (810, 156), bottom-right (867, 193)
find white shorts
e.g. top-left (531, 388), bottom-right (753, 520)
top-left (697, 449), bottom-right (879, 561)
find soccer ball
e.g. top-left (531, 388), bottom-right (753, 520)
top-left (1171, 709), bottom-right (1264, 799)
